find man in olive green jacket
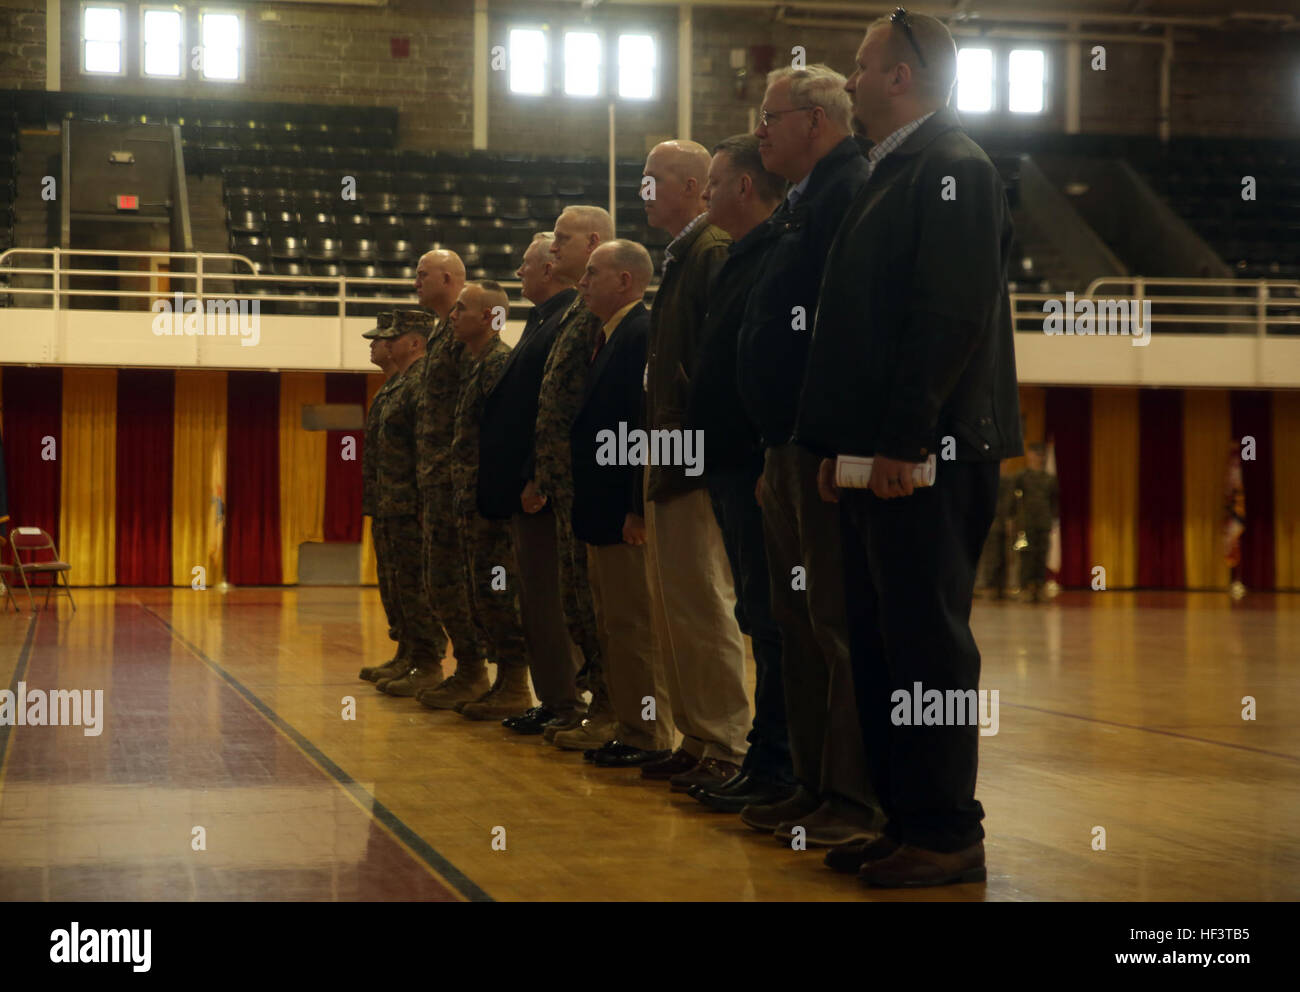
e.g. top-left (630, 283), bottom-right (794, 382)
top-left (635, 139), bottom-right (752, 794)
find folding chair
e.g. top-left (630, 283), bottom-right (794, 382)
top-left (8, 527), bottom-right (76, 612)
top-left (0, 547), bottom-right (21, 611)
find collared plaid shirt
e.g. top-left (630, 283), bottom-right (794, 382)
top-left (866, 110), bottom-right (936, 181)
top-left (662, 211), bottom-right (709, 272)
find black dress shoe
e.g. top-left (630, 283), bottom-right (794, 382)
top-left (688, 770), bottom-right (753, 801)
top-left (503, 707), bottom-right (557, 734)
top-left (501, 706), bottom-right (546, 729)
top-left (592, 741), bottom-right (672, 767)
top-left (697, 777), bottom-right (798, 814)
top-left (582, 740), bottom-right (619, 762)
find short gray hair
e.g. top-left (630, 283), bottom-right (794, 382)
top-left (600, 239), bottom-right (654, 291)
top-left (559, 204), bottom-right (615, 242)
top-left (767, 64), bottom-right (853, 134)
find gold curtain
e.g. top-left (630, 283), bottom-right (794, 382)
top-left (172, 370), bottom-right (228, 588)
top-left (1090, 387), bottom-right (1139, 588)
top-left (60, 369), bottom-right (118, 585)
top-left (278, 372), bottom-right (327, 584)
top-left (1182, 388), bottom-right (1232, 590)
top-left (1273, 390), bottom-right (1300, 590)
top-left (359, 373), bottom-right (385, 586)
top-left (1004, 385), bottom-right (1046, 476)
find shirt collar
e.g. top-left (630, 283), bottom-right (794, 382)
top-left (786, 172), bottom-right (812, 208)
top-left (663, 211), bottom-right (708, 269)
top-left (602, 300), bottom-right (639, 339)
top-left (867, 111), bottom-right (937, 171)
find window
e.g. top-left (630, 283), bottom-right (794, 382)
top-left (509, 27), bottom-right (548, 95)
top-left (617, 34), bottom-right (656, 100)
top-left (564, 31), bottom-right (602, 97)
top-left (199, 10), bottom-right (241, 81)
top-left (1008, 49), bottom-right (1045, 114)
top-left (142, 8), bottom-right (183, 78)
top-left (82, 4), bottom-right (125, 75)
top-left (956, 47), bottom-right (994, 113)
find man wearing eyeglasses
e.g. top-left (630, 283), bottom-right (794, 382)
top-left (795, 9), bottom-right (1023, 887)
top-left (732, 65), bottom-right (881, 849)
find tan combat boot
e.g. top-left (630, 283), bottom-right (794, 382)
top-left (380, 656), bottom-right (445, 697)
top-left (458, 663), bottom-right (534, 721)
top-left (360, 642), bottom-right (410, 683)
top-left (416, 659), bottom-right (490, 710)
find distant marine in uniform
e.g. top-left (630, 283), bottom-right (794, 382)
top-left (1013, 443), bottom-right (1059, 603)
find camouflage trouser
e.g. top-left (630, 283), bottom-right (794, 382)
top-left (551, 492), bottom-right (604, 694)
top-left (375, 514), bottom-right (442, 662)
top-left (371, 516), bottom-right (400, 645)
top-left (1019, 526), bottom-right (1051, 588)
top-left (458, 508), bottom-right (529, 669)
top-left (421, 488), bottom-right (483, 665)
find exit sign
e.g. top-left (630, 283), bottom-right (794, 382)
top-left (116, 194), bottom-right (139, 211)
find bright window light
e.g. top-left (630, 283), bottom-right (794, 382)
top-left (564, 32), bottom-right (602, 97)
top-left (1008, 49), bottom-right (1045, 113)
top-left (618, 34), bottom-right (655, 100)
top-left (956, 48), bottom-right (994, 113)
top-left (509, 28), bottom-right (548, 95)
top-left (143, 9), bottom-right (183, 78)
top-left (83, 6), bottom-right (123, 74)
top-left (200, 12), bottom-right (241, 81)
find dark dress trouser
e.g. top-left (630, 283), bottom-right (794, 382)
top-left (838, 459), bottom-right (999, 852)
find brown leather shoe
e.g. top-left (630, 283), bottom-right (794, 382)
top-left (639, 748), bottom-right (698, 780)
top-left (669, 757), bottom-right (741, 794)
top-left (858, 841), bottom-right (986, 887)
top-left (774, 798), bottom-right (884, 847)
top-left (824, 835), bottom-right (899, 874)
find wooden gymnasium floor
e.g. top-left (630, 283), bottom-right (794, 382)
top-left (1, 585), bottom-right (1297, 902)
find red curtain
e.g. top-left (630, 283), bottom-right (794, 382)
top-left (1, 367), bottom-right (63, 568)
top-left (323, 372), bottom-right (366, 542)
top-left (1230, 390), bottom-right (1275, 590)
top-left (1044, 387), bottom-right (1092, 587)
top-left (226, 372), bottom-right (282, 585)
top-left (1137, 389), bottom-right (1186, 588)
top-left (115, 370), bottom-right (174, 585)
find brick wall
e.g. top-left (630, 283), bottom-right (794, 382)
top-left (0, 0), bottom-right (46, 88)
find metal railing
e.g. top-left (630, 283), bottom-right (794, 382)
top-left (1010, 277), bottom-right (1300, 336)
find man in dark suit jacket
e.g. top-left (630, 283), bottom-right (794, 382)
top-left (477, 234), bottom-right (587, 736)
top-left (569, 240), bottom-right (673, 766)
top-left (796, 10), bottom-right (1023, 887)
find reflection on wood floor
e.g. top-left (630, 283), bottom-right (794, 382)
top-left (1, 587), bottom-right (1297, 902)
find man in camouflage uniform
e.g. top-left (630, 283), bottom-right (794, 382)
top-left (976, 473), bottom-right (1016, 599)
top-left (360, 312), bottom-right (415, 682)
top-left (1013, 443), bottom-right (1059, 603)
top-left (449, 281), bottom-right (534, 719)
top-left (522, 205), bottom-right (615, 750)
top-left (409, 250), bottom-right (494, 707)
top-left (372, 309), bottom-right (444, 693)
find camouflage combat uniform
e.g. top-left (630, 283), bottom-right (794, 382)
top-left (533, 294), bottom-right (604, 690)
top-left (1013, 466), bottom-right (1059, 594)
top-left (453, 335), bottom-right (528, 670)
top-left (374, 346), bottom-right (441, 665)
top-left (363, 370), bottom-right (403, 650)
top-left (417, 313), bottom-right (483, 664)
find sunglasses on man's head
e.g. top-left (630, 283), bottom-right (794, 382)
top-left (890, 7), bottom-right (927, 68)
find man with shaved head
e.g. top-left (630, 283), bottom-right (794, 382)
top-left (479, 233), bottom-right (590, 736)
top-left (569, 240), bottom-right (672, 768)
top-left (637, 138), bottom-right (751, 793)
top-left (524, 205), bottom-right (623, 753)
top-left (400, 248), bottom-right (493, 708)
top-left (447, 280), bottom-right (535, 719)
top-left (797, 10), bottom-right (1021, 886)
